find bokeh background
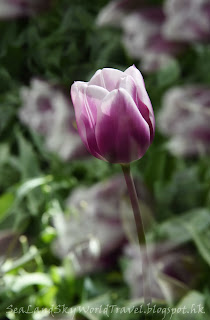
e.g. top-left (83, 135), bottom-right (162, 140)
top-left (0, 0), bottom-right (210, 319)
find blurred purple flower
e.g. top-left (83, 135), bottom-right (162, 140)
top-left (157, 85), bottom-right (210, 157)
top-left (19, 79), bottom-right (88, 161)
top-left (0, 0), bottom-right (51, 19)
top-left (52, 176), bottom-right (127, 275)
top-left (124, 243), bottom-right (201, 304)
top-left (163, 0), bottom-right (210, 42)
top-left (52, 175), bottom-right (153, 275)
top-left (122, 8), bottom-right (184, 72)
top-left (97, 1), bottom-right (185, 73)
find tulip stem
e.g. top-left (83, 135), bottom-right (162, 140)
top-left (121, 164), bottom-right (152, 318)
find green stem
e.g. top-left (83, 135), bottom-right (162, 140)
top-left (121, 164), bottom-right (152, 317)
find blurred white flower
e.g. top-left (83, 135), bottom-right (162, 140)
top-left (96, 1), bottom-right (125, 27)
top-left (158, 85), bottom-right (210, 157)
top-left (122, 9), bottom-right (184, 72)
top-left (163, 0), bottom-right (210, 42)
top-left (19, 79), bottom-right (88, 161)
top-left (96, 0), bottom-right (145, 27)
top-left (0, 0), bottom-right (51, 19)
top-left (97, 1), bottom-right (185, 73)
top-left (52, 176), bottom-right (127, 275)
top-left (140, 53), bottom-right (175, 73)
top-left (52, 175), bottom-right (154, 275)
top-left (124, 243), bottom-right (201, 304)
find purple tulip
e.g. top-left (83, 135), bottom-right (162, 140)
top-left (0, 0), bottom-right (51, 19)
top-left (52, 175), bottom-right (153, 275)
top-left (124, 243), bottom-right (201, 303)
top-left (163, 0), bottom-right (210, 42)
top-left (157, 85), bottom-right (210, 157)
top-left (71, 65), bottom-right (155, 164)
top-left (19, 79), bottom-right (88, 161)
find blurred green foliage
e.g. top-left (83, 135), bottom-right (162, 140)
top-left (0, 0), bottom-right (210, 320)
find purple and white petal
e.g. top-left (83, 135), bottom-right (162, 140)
top-left (96, 88), bottom-right (150, 163)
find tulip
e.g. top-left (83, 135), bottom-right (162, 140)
top-left (157, 85), bottom-right (210, 157)
top-left (71, 65), bottom-right (155, 312)
top-left (19, 79), bottom-right (88, 161)
top-left (71, 65), bottom-right (155, 164)
top-left (124, 243), bottom-right (202, 304)
top-left (0, 0), bottom-right (51, 19)
top-left (163, 0), bottom-right (210, 42)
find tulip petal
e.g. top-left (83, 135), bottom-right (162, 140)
top-left (95, 88), bottom-right (151, 163)
top-left (89, 68), bottom-right (125, 91)
top-left (85, 85), bottom-right (109, 122)
top-left (117, 75), bottom-right (136, 98)
top-left (71, 82), bottom-right (107, 159)
top-left (71, 81), bottom-right (88, 120)
top-left (125, 65), bottom-right (154, 111)
top-left (125, 65), bottom-right (155, 140)
top-left (118, 75), bottom-right (155, 142)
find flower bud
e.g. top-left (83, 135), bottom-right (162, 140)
top-left (71, 65), bottom-right (155, 163)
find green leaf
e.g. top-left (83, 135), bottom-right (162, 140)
top-left (0, 143), bottom-right (10, 164)
top-left (73, 294), bottom-right (110, 320)
top-left (16, 131), bottom-right (40, 180)
top-left (187, 225), bottom-right (210, 267)
top-left (150, 208), bottom-right (210, 246)
top-left (157, 58), bottom-right (180, 87)
top-left (174, 291), bottom-right (205, 320)
top-left (16, 176), bottom-right (53, 200)
top-left (1, 246), bottom-right (39, 274)
top-left (0, 193), bottom-right (14, 222)
top-left (4, 273), bottom-right (52, 293)
top-left (0, 68), bottom-right (12, 92)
